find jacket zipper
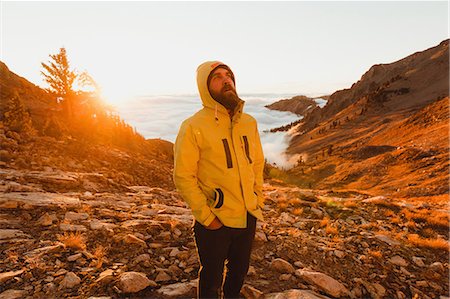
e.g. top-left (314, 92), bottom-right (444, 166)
top-left (230, 122), bottom-right (246, 206)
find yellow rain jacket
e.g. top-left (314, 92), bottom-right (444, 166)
top-left (173, 61), bottom-right (265, 228)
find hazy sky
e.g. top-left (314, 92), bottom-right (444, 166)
top-left (1, 1), bottom-right (448, 105)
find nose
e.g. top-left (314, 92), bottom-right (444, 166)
top-left (223, 76), bottom-right (233, 86)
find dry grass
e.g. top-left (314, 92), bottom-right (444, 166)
top-left (92, 245), bottom-right (106, 268)
top-left (406, 220), bottom-right (417, 229)
top-left (288, 198), bottom-right (303, 207)
top-left (6, 250), bottom-right (19, 263)
top-left (343, 200), bottom-right (358, 208)
top-left (325, 225), bottom-right (339, 235)
top-left (383, 209), bottom-right (395, 217)
top-left (401, 208), bottom-right (449, 229)
top-left (390, 216), bottom-right (402, 225)
top-left (407, 234), bottom-right (449, 251)
top-left (278, 202), bottom-right (288, 211)
top-left (320, 217), bottom-right (329, 228)
top-left (57, 232), bottom-right (86, 251)
top-left (292, 208), bottom-right (304, 216)
top-left (367, 249), bottom-right (383, 259)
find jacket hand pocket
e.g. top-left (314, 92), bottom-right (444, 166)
top-left (213, 188), bottom-right (224, 209)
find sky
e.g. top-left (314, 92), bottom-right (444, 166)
top-left (1, 1), bottom-right (448, 107)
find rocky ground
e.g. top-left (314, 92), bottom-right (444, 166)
top-left (0, 167), bottom-right (448, 299)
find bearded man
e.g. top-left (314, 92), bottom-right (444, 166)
top-left (173, 61), bottom-right (265, 298)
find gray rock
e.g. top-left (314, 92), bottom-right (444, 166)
top-left (271, 258), bottom-right (295, 274)
top-left (241, 284), bottom-right (264, 298)
top-left (117, 272), bottom-right (156, 293)
top-left (95, 269), bottom-right (114, 284)
top-left (334, 250), bottom-right (345, 258)
top-left (0, 192), bottom-right (80, 207)
top-left (65, 212), bottom-right (89, 221)
top-left (374, 234), bottom-right (401, 246)
top-left (60, 272), bottom-right (81, 288)
top-left (389, 255), bottom-right (408, 267)
top-left (0, 270), bottom-right (25, 283)
top-left (265, 289), bottom-right (332, 299)
top-left (156, 280), bottom-right (197, 297)
top-left (155, 271), bottom-right (171, 282)
top-left (412, 257), bottom-right (425, 267)
top-left (67, 253), bottom-right (83, 262)
top-left (60, 223), bottom-right (87, 232)
top-left (254, 230), bottom-right (267, 242)
top-left (295, 269), bottom-right (349, 297)
top-left (123, 234), bottom-right (147, 247)
top-left (310, 207), bottom-right (323, 218)
top-left (89, 219), bottom-right (116, 231)
top-left (0, 229), bottom-right (31, 240)
top-left (37, 213), bottom-right (55, 226)
top-left (429, 262), bottom-right (444, 272)
top-left (0, 289), bottom-right (27, 299)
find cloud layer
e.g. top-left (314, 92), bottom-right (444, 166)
top-left (115, 94), bottom-right (312, 168)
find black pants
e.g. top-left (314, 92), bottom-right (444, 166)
top-left (193, 212), bottom-right (257, 299)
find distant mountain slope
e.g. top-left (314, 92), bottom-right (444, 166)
top-left (285, 40), bottom-right (449, 198)
top-left (265, 95), bottom-right (320, 116)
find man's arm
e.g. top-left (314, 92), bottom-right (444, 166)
top-left (173, 121), bottom-right (217, 227)
top-left (252, 122), bottom-right (265, 209)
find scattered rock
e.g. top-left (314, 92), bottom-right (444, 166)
top-left (0, 289), bottom-right (27, 299)
top-left (155, 271), bottom-right (171, 282)
top-left (271, 258), bottom-right (295, 274)
top-left (123, 234), bottom-right (147, 247)
top-left (117, 272), bottom-right (155, 293)
top-left (59, 223), bottom-right (87, 232)
top-left (65, 211), bottom-right (89, 221)
top-left (295, 269), bottom-right (349, 297)
top-left (0, 270), bottom-right (25, 283)
top-left (265, 289), bottom-right (332, 299)
top-left (67, 253), bottom-right (83, 262)
top-left (389, 255), bottom-right (408, 267)
top-left (95, 269), bottom-right (115, 284)
top-left (0, 229), bottom-right (30, 240)
top-left (37, 213), bottom-right (54, 226)
top-left (156, 280), bottom-right (197, 297)
top-left (0, 192), bottom-right (80, 207)
top-left (334, 250), bottom-right (345, 258)
top-left (429, 262), bottom-right (444, 272)
top-left (374, 234), bottom-right (401, 246)
top-left (412, 257), bottom-right (425, 267)
top-left (59, 272), bottom-right (81, 288)
top-left (241, 284), bottom-right (264, 298)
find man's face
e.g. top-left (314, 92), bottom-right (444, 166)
top-left (208, 67), bottom-right (239, 110)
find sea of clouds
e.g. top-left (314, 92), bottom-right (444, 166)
top-left (113, 94), bottom-right (326, 169)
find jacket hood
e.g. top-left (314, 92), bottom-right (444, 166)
top-left (196, 61), bottom-right (244, 123)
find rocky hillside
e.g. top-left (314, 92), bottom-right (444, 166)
top-left (0, 61), bottom-right (175, 191)
top-left (0, 176), bottom-right (448, 298)
top-left (282, 39), bottom-right (449, 199)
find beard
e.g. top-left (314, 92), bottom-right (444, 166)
top-left (210, 85), bottom-right (240, 111)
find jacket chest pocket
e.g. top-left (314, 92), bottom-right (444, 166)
top-left (240, 135), bottom-right (253, 164)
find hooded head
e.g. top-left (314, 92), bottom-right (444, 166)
top-left (197, 61), bottom-right (244, 120)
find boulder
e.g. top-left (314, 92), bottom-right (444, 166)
top-left (60, 272), bottom-right (81, 288)
top-left (156, 280), bottom-right (197, 297)
top-left (0, 289), bottom-right (27, 299)
top-left (117, 272), bottom-right (155, 293)
top-left (295, 269), bottom-right (349, 297)
top-left (271, 258), bottom-right (295, 274)
top-left (265, 289), bottom-right (332, 299)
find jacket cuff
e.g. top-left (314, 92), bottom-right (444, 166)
top-left (201, 211), bottom-right (217, 227)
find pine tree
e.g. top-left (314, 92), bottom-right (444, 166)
top-left (4, 92), bottom-right (36, 139)
top-left (41, 47), bottom-right (77, 119)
